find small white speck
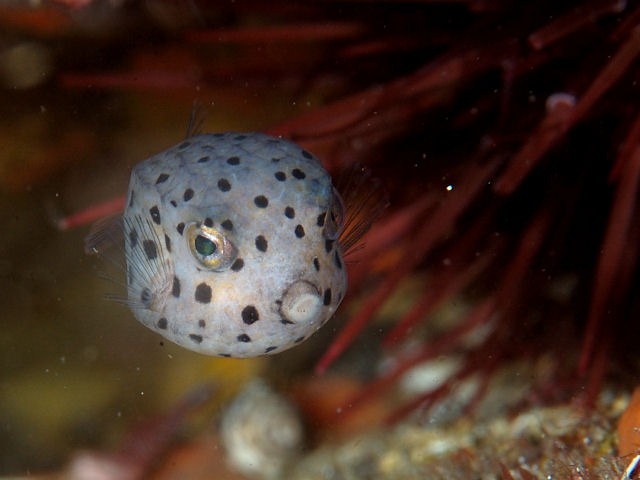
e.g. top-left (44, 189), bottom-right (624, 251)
top-left (140, 391), bottom-right (144, 396)
top-left (59, 356), bottom-right (66, 364)
top-left (446, 184), bottom-right (453, 191)
top-left (336, 407), bottom-right (342, 414)
top-left (546, 92), bottom-right (576, 112)
top-left (117, 411), bottom-right (122, 417)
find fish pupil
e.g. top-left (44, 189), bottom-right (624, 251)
top-left (195, 235), bottom-right (217, 256)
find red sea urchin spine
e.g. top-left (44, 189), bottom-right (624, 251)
top-left (48, 2), bottom-right (640, 422)
top-left (57, 195), bottom-right (125, 231)
top-left (579, 130), bottom-right (640, 379)
top-left (315, 154), bottom-right (502, 374)
top-left (334, 209), bottom-right (551, 425)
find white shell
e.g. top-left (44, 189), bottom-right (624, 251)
top-left (220, 380), bottom-right (304, 479)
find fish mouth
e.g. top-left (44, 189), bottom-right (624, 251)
top-left (278, 280), bottom-right (322, 325)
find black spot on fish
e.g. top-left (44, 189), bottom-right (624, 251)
top-left (295, 336), bottom-right (305, 343)
top-left (313, 257), bottom-right (320, 271)
top-left (172, 276), bottom-right (180, 298)
top-left (317, 212), bottom-right (326, 227)
top-left (325, 239), bottom-right (334, 253)
top-left (275, 171), bottom-right (286, 181)
top-left (324, 288), bottom-right (332, 306)
top-left (237, 334), bottom-right (251, 342)
top-left (255, 235), bottom-right (268, 252)
top-left (150, 206), bottom-right (161, 225)
top-left (265, 346), bottom-right (277, 353)
top-left (221, 219), bottom-right (233, 231)
top-left (197, 156), bottom-right (210, 163)
top-left (234, 135), bottom-right (247, 141)
top-left (254, 195), bottom-right (268, 208)
top-left (295, 225), bottom-right (305, 238)
top-left (227, 156), bottom-right (240, 165)
top-left (177, 223), bottom-right (185, 235)
top-left (242, 305), bottom-right (259, 325)
top-left (292, 168), bottom-right (306, 179)
top-left (129, 229), bottom-right (138, 248)
top-left (179, 141), bottom-right (190, 150)
top-left (165, 234), bottom-right (171, 252)
top-left (301, 150), bottom-right (313, 159)
top-left (143, 240), bottom-right (157, 260)
top-left (195, 283), bottom-right (212, 303)
top-left (156, 173), bottom-right (169, 184)
top-left (231, 258), bottom-right (244, 271)
top-left (285, 206), bottom-right (295, 219)
top-left (157, 318), bottom-right (167, 329)
top-left (334, 251), bottom-right (342, 269)
top-left (129, 190), bottom-right (135, 207)
top-left (189, 334), bottom-right (203, 344)
top-left (198, 319), bottom-right (206, 328)
top-left (218, 178), bottom-right (231, 192)
top-left (170, 200), bottom-right (177, 207)
top-left (271, 157), bottom-right (280, 163)
top-left (141, 288), bottom-right (151, 305)
top-left (184, 188), bottom-right (194, 202)
top-left (204, 217), bottom-right (214, 228)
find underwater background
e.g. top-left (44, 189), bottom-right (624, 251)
top-left (1, 1), bottom-right (639, 478)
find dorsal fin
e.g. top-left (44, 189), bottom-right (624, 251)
top-left (185, 100), bottom-right (207, 139)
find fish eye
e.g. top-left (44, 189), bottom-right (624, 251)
top-left (186, 222), bottom-right (237, 270)
top-left (195, 235), bottom-right (216, 256)
top-left (322, 187), bottom-right (345, 240)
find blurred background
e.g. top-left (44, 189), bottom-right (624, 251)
top-left (0, 0), bottom-right (639, 478)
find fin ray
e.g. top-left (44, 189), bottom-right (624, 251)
top-left (336, 164), bottom-right (389, 257)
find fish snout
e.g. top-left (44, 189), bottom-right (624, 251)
top-left (279, 280), bottom-right (322, 324)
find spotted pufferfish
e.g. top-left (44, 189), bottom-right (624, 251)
top-left (93, 132), bottom-right (353, 358)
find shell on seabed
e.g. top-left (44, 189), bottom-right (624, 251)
top-left (220, 380), bottom-right (304, 479)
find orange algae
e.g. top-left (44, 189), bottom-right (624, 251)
top-left (618, 388), bottom-right (640, 458)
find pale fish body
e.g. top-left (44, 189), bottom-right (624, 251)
top-left (122, 132), bottom-right (347, 357)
